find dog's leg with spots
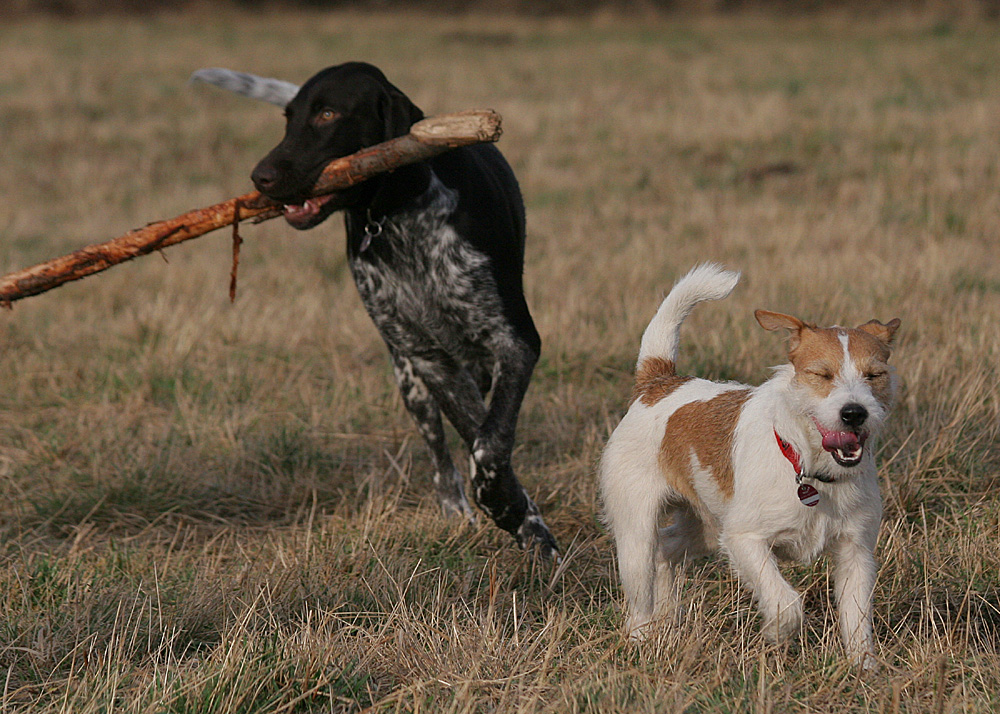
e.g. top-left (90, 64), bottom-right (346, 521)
top-left (468, 335), bottom-right (558, 559)
top-left (396, 348), bottom-right (558, 559)
top-left (391, 353), bottom-right (473, 519)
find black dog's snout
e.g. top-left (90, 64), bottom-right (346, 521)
top-left (251, 162), bottom-right (280, 193)
top-left (840, 403), bottom-right (868, 428)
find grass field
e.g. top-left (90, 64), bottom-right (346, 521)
top-left (1, 9), bottom-right (999, 712)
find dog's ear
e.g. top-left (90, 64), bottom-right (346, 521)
top-left (857, 318), bottom-right (901, 347)
top-left (755, 309), bottom-right (807, 351)
top-left (755, 309), bottom-right (806, 333)
top-left (380, 85), bottom-right (424, 140)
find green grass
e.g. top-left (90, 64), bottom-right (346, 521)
top-left (0, 8), bottom-right (999, 712)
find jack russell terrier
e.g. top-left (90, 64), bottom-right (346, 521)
top-left (599, 263), bottom-right (900, 668)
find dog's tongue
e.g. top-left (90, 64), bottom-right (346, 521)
top-left (821, 430), bottom-right (862, 453)
top-left (816, 424), bottom-right (868, 466)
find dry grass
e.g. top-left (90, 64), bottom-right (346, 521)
top-left (0, 9), bottom-right (998, 712)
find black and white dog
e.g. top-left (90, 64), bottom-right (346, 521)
top-left (192, 63), bottom-right (558, 558)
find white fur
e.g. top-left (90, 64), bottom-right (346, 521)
top-left (600, 266), bottom-right (894, 670)
top-left (637, 262), bottom-right (740, 369)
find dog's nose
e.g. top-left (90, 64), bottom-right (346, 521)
top-left (840, 403), bottom-right (868, 428)
top-left (251, 164), bottom-right (279, 192)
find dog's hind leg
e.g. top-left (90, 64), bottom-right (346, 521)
top-left (654, 504), bottom-right (710, 622)
top-left (599, 426), bottom-right (668, 637)
top-left (391, 353), bottom-right (473, 519)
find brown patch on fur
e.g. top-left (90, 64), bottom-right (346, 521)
top-left (788, 327), bottom-right (847, 398)
top-left (848, 329), bottom-right (891, 365)
top-left (632, 357), bottom-right (693, 407)
top-left (847, 329), bottom-right (895, 405)
top-left (659, 388), bottom-right (751, 500)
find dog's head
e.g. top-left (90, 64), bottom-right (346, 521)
top-left (756, 310), bottom-right (901, 468)
top-left (251, 62), bottom-right (424, 230)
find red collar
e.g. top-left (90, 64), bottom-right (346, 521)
top-left (774, 429), bottom-right (836, 483)
top-left (774, 429), bottom-right (802, 475)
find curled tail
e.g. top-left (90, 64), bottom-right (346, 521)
top-left (190, 68), bottom-right (300, 108)
top-left (636, 263), bottom-right (740, 372)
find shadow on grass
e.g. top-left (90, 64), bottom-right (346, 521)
top-left (13, 422), bottom-right (407, 537)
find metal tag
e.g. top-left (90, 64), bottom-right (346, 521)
top-left (797, 483), bottom-right (820, 507)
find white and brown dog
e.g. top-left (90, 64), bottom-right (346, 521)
top-left (599, 264), bottom-right (900, 667)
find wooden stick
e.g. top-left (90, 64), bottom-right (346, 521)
top-left (0, 110), bottom-right (502, 305)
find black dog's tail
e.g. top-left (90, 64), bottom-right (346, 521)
top-left (190, 68), bottom-right (300, 108)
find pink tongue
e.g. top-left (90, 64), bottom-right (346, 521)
top-left (822, 431), bottom-right (861, 452)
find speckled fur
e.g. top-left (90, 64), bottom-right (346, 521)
top-left (346, 175), bottom-right (545, 536)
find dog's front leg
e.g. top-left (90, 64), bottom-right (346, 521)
top-left (470, 339), bottom-right (558, 558)
top-left (722, 534), bottom-right (803, 642)
top-left (832, 535), bottom-right (877, 669)
top-left (395, 340), bottom-right (558, 558)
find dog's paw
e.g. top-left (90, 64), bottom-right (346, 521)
top-left (845, 643), bottom-right (879, 672)
top-left (853, 651), bottom-right (880, 673)
top-left (627, 619), bottom-right (651, 641)
top-left (438, 493), bottom-right (476, 523)
top-left (433, 468), bottom-right (475, 522)
top-left (761, 594), bottom-right (803, 643)
top-left (516, 513), bottom-right (560, 561)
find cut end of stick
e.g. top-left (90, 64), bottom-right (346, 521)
top-left (410, 110), bottom-right (502, 146)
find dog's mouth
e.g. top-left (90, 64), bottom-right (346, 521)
top-left (814, 420), bottom-right (868, 467)
top-left (282, 192), bottom-right (340, 229)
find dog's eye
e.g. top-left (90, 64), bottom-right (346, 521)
top-left (807, 370), bottom-right (833, 381)
top-left (313, 108), bottom-right (339, 125)
top-left (865, 371), bottom-right (886, 381)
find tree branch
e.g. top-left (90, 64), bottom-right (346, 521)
top-left (0, 110), bottom-right (502, 305)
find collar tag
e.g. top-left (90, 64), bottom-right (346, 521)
top-left (360, 209), bottom-right (385, 253)
top-left (797, 482), bottom-right (820, 507)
